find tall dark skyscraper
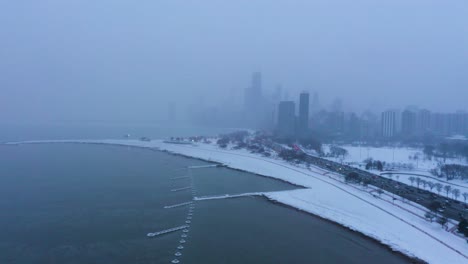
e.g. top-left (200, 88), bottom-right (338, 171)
top-left (277, 101), bottom-right (296, 139)
top-left (251, 71), bottom-right (262, 98)
top-left (243, 72), bottom-right (267, 128)
top-left (298, 92), bottom-right (309, 136)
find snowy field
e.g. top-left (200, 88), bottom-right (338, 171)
top-left (324, 144), bottom-right (468, 170)
top-left (324, 145), bottom-right (468, 192)
top-left (7, 139), bottom-right (468, 264)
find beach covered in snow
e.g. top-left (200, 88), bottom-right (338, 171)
top-left (7, 139), bottom-right (468, 264)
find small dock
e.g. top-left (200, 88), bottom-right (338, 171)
top-left (194, 192), bottom-right (263, 201)
top-left (164, 201), bottom-right (193, 209)
top-left (171, 186), bottom-right (192, 192)
top-left (147, 225), bottom-right (189, 238)
top-left (187, 164), bottom-right (219, 169)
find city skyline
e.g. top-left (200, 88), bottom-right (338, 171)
top-left (1, 1), bottom-right (467, 124)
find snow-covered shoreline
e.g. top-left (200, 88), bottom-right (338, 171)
top-left (6, 139), bottom-right (468, 264)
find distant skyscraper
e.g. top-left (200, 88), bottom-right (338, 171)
top-left (453, 111), bottom-right (468, 134)
top-left (243, 72), bottom-right (265, 128)
top-left (298, 92), bottom-right (309, 137)
top-left (360, 111), bottom-right (379, 140)
top-left (244, 72), bottom-right (262, 110)
top-left (417, 109), bottom-right (431, 134)
top-left (431, 112), bottom-right (450, 135)
top-left (277, 101), bottom-right (296, 139)
top-left (401, 109), bottom-right (417, 135)
top-left (252, 71), bottom-right (262, 96)
top-left (428, 111), bottom-right (468, 136)
top-left (381, 110), bottom-right (397, 138)
top-left (328, 111), bottom-right (345, 134)
top-left (347, 112), bottom-right (361, 139)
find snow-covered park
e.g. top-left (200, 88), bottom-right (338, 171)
top-left (323, 144), bottom-right (468, 200)
top-left (8, 138), bottom-right (468, 264)
top-left (324, 144), bottom-right (467, 171)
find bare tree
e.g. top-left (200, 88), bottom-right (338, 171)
top-left (427, 182), bottom-right (435, 191)
top-left (435, 183), bottom-right (443, 195)
top-left (416, 177), bottom-right (422, 189)
top-left (443, 185), bottom-right (452, 197)
top-left (463, 192), bottom-right (468, 203)
top-left (452, 188), bottom-right (460, 200)
top-left (409, 176), bottom-right (415, 186)
top-left (421, 180), bottom-right (427, 189)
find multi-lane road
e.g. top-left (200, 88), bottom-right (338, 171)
top-left (300, 150), bottom-right (468, 221)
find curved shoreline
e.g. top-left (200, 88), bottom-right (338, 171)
top-left (262, 196), bottom-right (426, 264)
top-left (4, 140), bottom-right (467, 264)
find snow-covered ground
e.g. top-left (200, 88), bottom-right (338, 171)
top-left (324, 144), bottom-right (468, 194)
top-left (8, 139), bottom-right (468, 264)
top-left (324, 144), bottom-right (467, 170)
top-left (377, 171), bottom-right (468, 203)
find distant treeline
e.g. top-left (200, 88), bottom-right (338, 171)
top-left (431, 164), bottom-right (468, 181)
top-left (423, 141), bottom-right (468, 162)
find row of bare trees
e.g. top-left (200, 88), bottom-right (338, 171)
top-left (408, 176), bottom-right (468, 201)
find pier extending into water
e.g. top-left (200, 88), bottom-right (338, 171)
top-left (147, 225), bottom-right (189, 238)
top-left (164, 201), bottom-right (193, 209)
top-left (194, 192), bottom-right (264, 201)
top-left (171, 186), bottom-right (192, 192)
top-left (187, 164), bottom-right (219, 169)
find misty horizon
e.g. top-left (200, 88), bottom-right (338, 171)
top-left (1, 0), bottom-right (467, 124)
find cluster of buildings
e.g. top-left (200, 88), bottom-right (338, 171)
top-left (241, 72), bottom-right (313, 140)
top-left (276, 92), bottom-right (310, 140)
top-left (381, 109), bottom-right (468, 138)
top-left (243, 72), bottom-right (468, 141)
top-left (188, 71), bottom-right (467, 142)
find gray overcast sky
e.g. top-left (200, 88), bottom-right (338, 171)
top-left (0, 0), bottom-right (467, 123)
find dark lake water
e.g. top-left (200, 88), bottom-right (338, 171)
top-left (0, 123), bottom-right (237, 142)
top-left (0, 143), bottom-right (413, 264)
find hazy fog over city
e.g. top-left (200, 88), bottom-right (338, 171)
top-left (3, 2), bottom-right (468, 264)
top-left (1, 0), bottom-right (467, 124)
